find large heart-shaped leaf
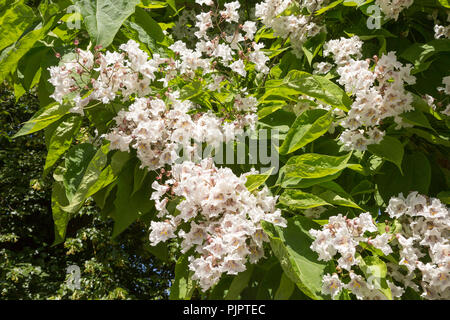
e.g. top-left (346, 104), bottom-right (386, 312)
top-left (74, 0), bottom-right (141, 48)
top-left (262, 216), bottom-right (329, 299)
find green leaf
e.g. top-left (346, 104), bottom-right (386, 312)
top-left (180, 81), bottom-right (203, 100)
top-left (358, 255), bottom-right (392, 300)
top-left (124, 20), bottom-right (157, 53)
top-left (245, 167), bottom-right (274, 192)
top-left (63, 143), bottom-right (97, 202)
top-left (74, 0), bottom-right (141, 48)
top-left (262, 216), bottom-right (329, 299)
top-left (279, 109), bottom-right (333, 155)
top-left (401, 110), bottom-right (433, 131)
top-left (257, 109), bottom-right (295, 140)
top-left (132, 7), bottom-right (165, 42)
top-left (407, 128), bottom-right (450, 147)
top-left (277, 161), bottom-right (343, 189)
top-left (143, 241), bottom-right (169, 262)
top-left (268, 70), bottom-right (352, 111)
top-left (279, 189), bottom-right (330, 209)
top-left (51, 180), bottom-right (70, 245)
top-left (316, 180), bottom-right (348, 196)
top-left (0, 1), bottom-right (36, 52)
top-left (0, 13), bottom-right (62, 83)
top-left (43, 115), bottom-right (82, 177)
top-left (375, 162), bottom-right (409, 205)
top-left (170, 254), bottom-right (195, 300)
top-left (406, 152), bottom-right (431, 195)
top-left (274, 272), bottom-right (295, 300)
top-left (302, 32), bottom-right (326, 66)
top-left (376, 220), bottom-right (402, 238)
top-left (375, 152), bottom-right (430, 203)
top-left (367, 136), bottom-right (404, 174)
top-left (132, 163), bottom-right (149, 196)
top-left (411, 93), bottom-right (442, 120)
top-left (438, 0), bottom-right (450, 8)
top-left (351, 180), bottom-right (375, 196)
top-left (209, 276), bottom-right (234, 299)
top-left (400, 39), bottom-right (450, 70)
top-left (318, 190), bottom-right (363, 210)
top-left (257, 102), bottom-right (284, 120)
top-left (437, 191), bottom-right (450, 204)
top-left (111, 150), bottom-right (131, 175)
top-left (13, 75), bottom-right (26, 101)
top-left (315, 0), bottom-right (343, 15)
top-left (38, 0), bottom-right (63, 23)
top-left (13, 103), bottom-right (72, 138)
top-left (138, 0), bottom-right (167, 8)
top-left (251, 258), bottom-right (284, 299)
top-left (91, 175), bottom-right (117, 210)
top-left (18, 46), bottom-right (48, 91)
top-left (284, 152), bottom-right (352, 179)
top-left (165, 0), bottom-right (176, 11)
top-left (224, 266), bottom-right (254, 300)
top-left (61, 143), bottom-right (115, 213)
top-left (111, 159), bottom-right (155, 237)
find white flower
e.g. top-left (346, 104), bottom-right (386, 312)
top-left (345, 272), bottom-right (370, 300)
top-left (230, 59), bottom-right (246, 76)
top-left (386, 194), bottom-right (408, 218)
top-left (249, 43), bottom-right (269, 73)
top-left (221, 254), bottom-right (247, 274)
top-left (310, 229), bottom-right (337, 261)
top-left (337, 252), bottom-right (357, 271)
top-left (322, 273), bottom-right (343, 299)
top-left (323, 36), bottom-right (363, 65)
top-left (195, 0), bottom-right (214, 5)
top-left (149, 220), bottom-right (176, 245)
top-left (355, 212), bottom-right (378, 233)
top-left (213, 43), bottom-right (234, 62)
top-left (313, 62), bottom-right (333, 75)
top-left (369, 233), bottom-right (393, 255)
top-left (303, 206), bottom-right (326, 219)
top-left (220, 1), bottom-right (240, 23)
top-left (375, 0), bottom-right (414, 21)
top-left (242, 21), bottom-right (257, 40)
top-left (195, 11), bottom-right (213, 39)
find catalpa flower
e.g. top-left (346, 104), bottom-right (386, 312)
top-left (148, 158), bottom-right (286, 291)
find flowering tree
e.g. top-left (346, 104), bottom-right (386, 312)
top-left (3, 0), bottom-right (450, 300)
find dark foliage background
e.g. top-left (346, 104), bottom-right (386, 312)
top-left (0, 86), bottom-right (173, 299)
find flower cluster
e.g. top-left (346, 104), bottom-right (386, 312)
top-left (310, 192), bottom-right (450, 300)
top-left (310, 212), bottom-right (381, 271)
top-left (48, 41), bottom-right (164, 115)
top-left (385, 192), bottom-right (450, 299)
top-left (46, 3), bottom-right (283, 293)
top-left (310, 212), bottom-right (404, 300)
top-left (104, 93), bottom-right (257, 170)
top-left (324, 36), bottom-right (416, 151)
top-left (148, 158), bottom-right (286, 291)
top-left (170, 1), bottom-right (270, 76)
top-left (48, 2), bottom-right (273, 170)
top-left (375, 0), bottom-right (414, 21)
top-left (49, 2), bottom-right (273, 115)
top-left (255, 0), bottom-right (324, 57)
